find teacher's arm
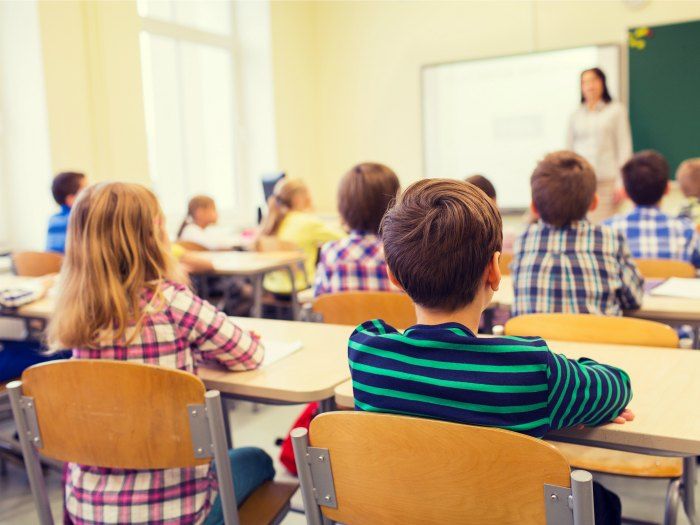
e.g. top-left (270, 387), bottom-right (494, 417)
top-left (566, 113), bottom-right (575, 150)
top-left (615, 105), bottom-right (633, 167)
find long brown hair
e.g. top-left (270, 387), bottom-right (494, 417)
top-left (259, 178), bottom-right (309, 236)
top-left (177, 195), bottom-right (215, 238)
top-left (47, 182), bottom-right (184, 350)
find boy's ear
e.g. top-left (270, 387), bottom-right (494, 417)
top-left (530, 201), bottom-right (540, 220)
top-left (588, 193), bottom-right (599, 212)
top-left (487, 252), bottom-right (502, 292)
top-left (664, 182), bottom-right (670, 196)
top-left (386, 267), bottom-right (405, 292)
top-left (65, 194), bottom-right (77, 207)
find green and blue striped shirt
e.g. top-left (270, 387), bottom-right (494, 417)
top-left (348, 320), bottom-right (632, 438)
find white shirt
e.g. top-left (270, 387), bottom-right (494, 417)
top-left (566, 100), bottom-right (633, 182)
top-left (179, 223), bottom-right (239, 250)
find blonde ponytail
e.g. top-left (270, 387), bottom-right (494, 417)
top-left (260, 179), bottom-right (309, 236)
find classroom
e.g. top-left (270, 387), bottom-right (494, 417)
top-left (2, 0), bottom-right (700, 524)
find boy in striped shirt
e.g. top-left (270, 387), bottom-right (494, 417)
top-left (348, 179), bottom-right (632, 524)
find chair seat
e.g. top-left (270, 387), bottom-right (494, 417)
top-left (238, 480), bottom-right (299, 525)
top-left (549, 442), bottom-right (683, 478)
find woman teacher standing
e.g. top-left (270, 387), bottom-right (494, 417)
top-left (567, 67), bottom-right (633, 222)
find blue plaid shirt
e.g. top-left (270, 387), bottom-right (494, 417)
top-left (603, 206), bottom-right (700, 268)
top-left (511, 219), bottom-right (644, 317)
top-left (46, 205), bottom-right (71, 254)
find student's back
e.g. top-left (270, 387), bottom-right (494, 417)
top-left (48, 182), bottom-right (272, 525)
top-left (260, 178), bottom-right (343, 294)
top-left (677, 158), bottom-right (700, 227)
top-left (511, 151), bottom-right (643, 317)
top-left (604, 151), bottom-right (700, 267)
top-left (315, 163), bottom-right (400, 296)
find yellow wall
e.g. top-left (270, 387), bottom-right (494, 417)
top-left (271, 0), bottom-right (700, 212)
top-left (38, 0), bottom-right (150, 185)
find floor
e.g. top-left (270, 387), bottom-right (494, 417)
top-left (0, 401), bottom-right (696, 525)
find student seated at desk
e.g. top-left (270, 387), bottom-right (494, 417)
top-left (511, 151), bottom-right (644, 317)
top-left (604, 151), bottom-right (700, 267)
top-left (46, 171), bottom-right (87, 254)
top-left (0, 279), bottom-right (68, 382)
top-left (178, 195), bottom-right (237, 250)
top-left (677, 157), bottom-right (700, 228)
top-left (260, 178), bottom-right (343, 295)
top-left (47, 182), bottom-right (274, 525)
top-left (314, 162), bottom-right (400, 296)
top-left (348, 178), bottom-right (632, 525)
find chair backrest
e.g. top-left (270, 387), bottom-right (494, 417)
top-left (633, 258), bottom-right (696, 278)
top-left (292, 412), bottom-right (590, 525)
top-left (499, 252), bottom-right (513, 276)
top-left (17, 360), bottom-right (210, 468)
top-left (505, 313), bottom-right (679, 348)
top-left (312, 291), bottom-right (416, 329)
top-left (176, 241), bottom-right (208, 252)
top-left (255, 235), bottom-right (301, 253)
top-left (12, 252), bottom-right (63, 277)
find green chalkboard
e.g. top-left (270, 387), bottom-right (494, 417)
top-left (629, 19), bottom-right (700, 178)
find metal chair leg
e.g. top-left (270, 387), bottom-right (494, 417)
top-left (664, 478), bottom-right (681, 525)
top-left (682, 457), bottom-right (697, 525)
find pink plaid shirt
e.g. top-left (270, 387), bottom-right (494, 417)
top-left (313, 231), bottom-right (395, 296)
top-left (64, 280), bottom-right (263, 525)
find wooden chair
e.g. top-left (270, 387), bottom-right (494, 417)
top-left (312, 291), bottom-right (416, 329)
top-left (175, 240), bottom-right (209, 252)
top-left (633, 258), bottom-right (696, 278)
top-left (499, 251), bottom-right (513, 276)
top-left (8, 360), bottom-right (297, 525)
top-left (505, 313), bottom-right (684, 524)
top-left (11, 252), bottom-right (62, 277)
top-left (291, 411), bottom-right (595, 525)
top-left (505, 313), bottom-right (679, 348)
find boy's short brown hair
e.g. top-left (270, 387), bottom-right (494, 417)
top-left (531, 151), bottom-right (596, 227)
top-left (465, 174), bottom-right (496, 201)
top-left (338, 163), bottom-right (400, 234)
top-left (622, 150), bottom-right (669, 206)
top-left (380, 179), bottom-right (502, 312)
top-left (677, 158), bottom-right (700, 199)
top-left (52, 171), bottom-right (86, 206)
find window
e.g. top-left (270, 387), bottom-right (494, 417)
top-left (138, 0), bottom-right (243, 227)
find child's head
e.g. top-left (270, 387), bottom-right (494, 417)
top-left (531, 151), bottom-right (597, 227)
top-left (676, 158), bottom-right (700, 199)
top-left (52, 171), bottom-right (87, 207)
top-left (178, 195), bottom-right (218, 237)
top-left (260, 178), bottom-right (311, 236)
top-left (465, 174), bottom-right (496, 203)
top-left (48, 182), bottom-right (181, 350)
top-left (338, 163), bottom-right (400, 234)
top-left (381, 179), bottom-right (502, 313)
top-left (621, 150), bottom-right (669, 207)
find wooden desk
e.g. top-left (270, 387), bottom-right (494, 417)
top-left (335, 339), bottom-right (700, 457)
top-left (0, 276), bottom-right (53, 322)
top-left (199, 317), bottom-right (353, 411)
top-left (194, 251), bottom-right (307, 318)
top-left (493, 275), bottom-right (700, 324)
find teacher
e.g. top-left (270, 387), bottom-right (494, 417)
top-left (567, 67), bottom-right (632, 222)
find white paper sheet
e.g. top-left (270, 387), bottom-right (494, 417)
top-left (260, 339), bottom-right (303, 368)
top-left (648, 278), bottom-right (700, 300)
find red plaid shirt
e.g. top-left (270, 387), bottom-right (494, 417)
top-left (64, 280), bottom-right (263, 524)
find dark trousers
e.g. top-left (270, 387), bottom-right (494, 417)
top-left (0, 340), bottom-right (69, 382)
top-left (594, 481), bottom-right (622, 525)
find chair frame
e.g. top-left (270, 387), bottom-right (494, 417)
top-left (290, 424), bottom-right (595, 525)
top-left (8, 381), bottom-right (240, 525)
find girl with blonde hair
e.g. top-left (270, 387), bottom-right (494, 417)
top-left (259, 178), bottom-right (343, 295)
top-left (49, 182), bottom-right (274, 525)
top-left (178, 195), bottom-right (237, 250)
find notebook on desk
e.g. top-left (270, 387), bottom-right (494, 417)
top-left (648, 278), bottom-right (700, 300)
top-left (260, 339), bottom-right (303, 368)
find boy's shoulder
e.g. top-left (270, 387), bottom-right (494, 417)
top-left (350, 319), bottom-right (550, 352)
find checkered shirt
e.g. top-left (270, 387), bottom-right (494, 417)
top-left (511, 220), bottom-right (644, 317)
top-left (604, 206), bottom-right (700, 267)
top-left (64, 280), bottom-right (263, 525)
top-left (314, 231), bottom-right (394, 296)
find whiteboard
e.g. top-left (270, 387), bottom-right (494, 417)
top-left (422, 45), bottom-right (620, 209)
